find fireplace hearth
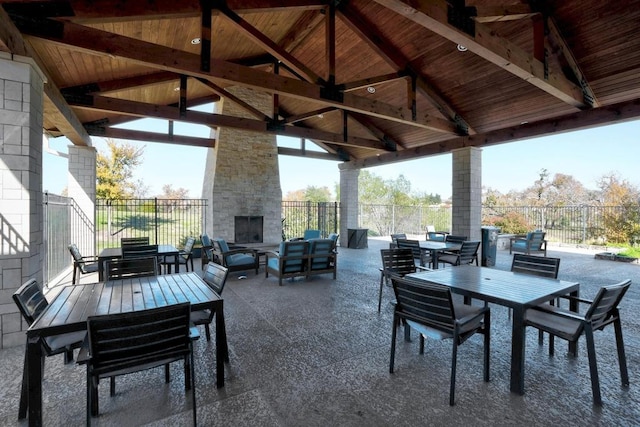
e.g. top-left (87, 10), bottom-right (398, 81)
top-left (234, 216), bottom-right (264, 244)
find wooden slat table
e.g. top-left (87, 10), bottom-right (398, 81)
top-left (409, 266), bottom-right (579, 395)
top-left (21, 272), bottom-right (228, 427)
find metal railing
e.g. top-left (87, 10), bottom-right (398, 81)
top-left (44, 198), bottom-right (639, 285)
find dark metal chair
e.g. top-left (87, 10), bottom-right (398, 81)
top-left (211, 238), bottom-right (259, 275)
top-left (13, 279), bottom-right (86, 419)
top-left (68, 243), bottom-right (100, 284)
top-left (438, 240), bottom-right (480, 268)
top-left (510, 254), bottom-right (561, 342)
top-left (120, 236), bottom-right (150, 247)
top-left (509, 231), bottom-right (547, 256)
top-left (191, 262), bottom-right (229, 341)
top-left (389, 233), bottom-right (407, 248)
top-left (390, 275), bottom-right (490, 406)
top-left (378, 248), bottom-right (430, 312)
top-left (78, 303), bottom-right (198, 426)
top-left (395, 238), bottom-right (428, 267)
top-left (105, 256), bottom-right (158, 280)
top-left (524, 280), bottom-right (631, 405)
top-left (160, 237), bottom-right (195, 274)
top-left (121, 243), bottom-right (159, 259)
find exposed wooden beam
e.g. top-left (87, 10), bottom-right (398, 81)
top-left (340, 72), bottom-right (408, 92)
top-left (19, 19), bottom-right (458, 134)
top-left (546, 17), bottom-right (600, 107)
top-left (194, 77), bottom-right (270, 121)
top-left (277, 9), bottom-right (325, 53)
top-left (344, 99), bottom-right (640, 169)
top-left (338, 4), bottom-right (475, 134)
top-left (67, 95), bottom-right (392, 151)
top-left (373, 0), bottom-right (586, 108)
top-left (0, 6), bottom-right (91, 146)
top-left (61, 71), bottom-right (180, 95)
top-left (216, 3), bottom-right (323, 84)
top-left (278, 146), bottom-right (342, 161)
top-left (91, 127), bottom-right (216, 148)
top-left (472, 4), bottom-right (536, 23)
top-left (281, 107), bottom-right (336, 124)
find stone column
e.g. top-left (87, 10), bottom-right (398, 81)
top-left (338, 166), bottom-right (360, 248)
top-left (451, 147), bottom-right (482, 242)
top-left (68, 145), bottom-right (97, 255)
top-left (0, 54), bottom-right (46, 348)
top-left (201, 87), bottom-right (282, 245)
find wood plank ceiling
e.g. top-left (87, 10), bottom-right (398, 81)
top-left (1, 0), bottom-right (640, 169)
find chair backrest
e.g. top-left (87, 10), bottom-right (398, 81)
top-left (122, 244), bottom-right (158, 259)
top-left (527, 231), bottom-right (546, 249)
top-left (182, 237), bottom-right (195, 255)
top-left (13, 279), bottom-right (48, 326)
top-left (86, 303), bottom-right (192, 375)
top-left (380, 248), bottom-right (416, 277)
top-left (303, 229), bottom-right (321, 240)
top-left (121, 236), bottom-right (150, 247)
top-left (511, 254), bottom-right (560, 279)
top-left (202, 262), bottom-right (229, 295)
top-left (213, 238), bottom-right (230, 253)
top-left (445, 235), bottom-right (467, 244)
top-left (390, 233), bottom-right (407, 243)
top-left (426, 225), bottom-right (436, 233)
top-left (458, 240), bottom-right (481, 265)
top-left (308, 239), bottom-right (335, 270)
top-left (278, 240), bottom-right (309, 273)
top-left (68, 243), bottom-right (88, 271)
top-left (395, 239), bottom-right (422, 261)
top-left (391, 275), bottom-right (456, 338)
top-left (106, 256), bottom-right (158, 280)
top-left (328, 233), bottom-right (339, 245)
top-left (584, 280), bottom-right (631, 330)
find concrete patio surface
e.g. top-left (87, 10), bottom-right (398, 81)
top-left (1, 237), bottom-right (639, 426)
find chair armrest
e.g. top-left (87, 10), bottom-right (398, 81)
top-left (76, 337), bottom-right (91, 364)
top-left (528, 304), bottom-right (586, 321)
top-left (223, 248), bottom-right (258, 257)
top-left (80, 255), bottom-right (100, 262)
top-left (416, 266), bottom-right (432, 272)
top-left (556, 294), bottom-right (593, 305)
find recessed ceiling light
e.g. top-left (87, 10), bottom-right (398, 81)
top-left (317, 114), bottom-right (324, 119)
top-left (457, 44), bottom-right (468, 52)
top-left (367, 86), bottom-right (376, 93)
top-left (191, 37), bottom-right (201, 45)
top-left (173, 87), bottom-right (181, 91)
top-left (520, 121), bottom-right (529, 125)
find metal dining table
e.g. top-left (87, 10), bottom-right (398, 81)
top-left (97, 244), bottom-right (180, 280)
top-left (20, 272), bottom-right (228, 427)
top-left (418, 241), bottom-right (461, 268)
top-left (409, 266), bottom-right (579, 395)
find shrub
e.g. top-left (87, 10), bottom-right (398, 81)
top-left (484, 211), bottom-right (531, 234)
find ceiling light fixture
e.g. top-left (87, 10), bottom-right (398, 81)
top-left (191, 37), bottom-right (201, 45)
top-left (317, 114), bottom-right (324, 119)
top-left (173, 87), bottom-right (181, 91)
top-left (367, 86), bottom-right (376, 93)
top-left (457, 44), bottom-right (468, 52)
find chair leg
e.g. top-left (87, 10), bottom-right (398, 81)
top-left (189, 349), bottom-right (197, 427)
top-left (483, 311), bottom-right (491, 382)
top-left (450, 341), bottom-right (458, 406)
top-left (64, 348), bottom-right (74, 364)
top-left (613, 318), bottom-right (630, 387)
top-left (165, 363), bottom-right (171, 383)
top-left (18, 345), bottom-right (29, 419)
top-left (389, 315), bottom-right (398, 374)
top-left (110, 376), bottom-right (115, 396)
top-left (584, 325), bottom-right (602, 405)
top-left (204, 323), bottom-right (211, 342)
top-left (378, 272), bottom-right (385, 313)
top-left (419, 335), bottom-right (425, 354)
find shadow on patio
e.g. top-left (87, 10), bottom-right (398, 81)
top-left (1, 237), bottom-right (639, 426)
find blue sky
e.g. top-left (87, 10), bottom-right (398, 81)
top-left (43, 118), bottom-right (640, 199)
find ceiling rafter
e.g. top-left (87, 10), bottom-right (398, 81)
top-left (472, 4), bottom-right (537, 23)
top-left (216, 2), bottom-right (323, 84)
top-left (194, 77), bottom-right (271, 121)
top-left (344, 98), bottom-right (640, 169)
top-left (67, 95), bottom-right (392, 151)
top-left (337, 3), bottom-right (475, 134)
top-left (0, 6), bottom-right (91, 145)
top-left (91, 127), bottom-right (217, 148)
top-left (373, 0), bottom-right (587, 109)
top-left (16, 18), bottom-right (458, 134)
top-left (61, 71), bottom-right (181, 95)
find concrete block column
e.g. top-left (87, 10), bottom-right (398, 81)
top-left (0, 54), bottom-right (46, 349)
top-left (68, 145), bottom-right (97, 255)
top-left (451, 147), bottom-right (482, 242)
top-left (338, 166), bottom-right (360, 248)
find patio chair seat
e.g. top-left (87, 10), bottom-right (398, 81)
top-left (212, 238), bottom-right (259, 274)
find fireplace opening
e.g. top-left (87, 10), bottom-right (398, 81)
top-left (234, 216), bottom-right (264, 244)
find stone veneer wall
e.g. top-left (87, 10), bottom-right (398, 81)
top-left (451, 147), bottom-right (482, 242)
top-left (0, 54), bottom-right (45, 349)
top-left (202, 87), bottom-right (282, 245)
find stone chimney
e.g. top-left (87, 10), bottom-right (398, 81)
top-left (201, 87), bottom-right (282, 245)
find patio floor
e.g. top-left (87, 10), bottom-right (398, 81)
top-left (1, 237), bottom-right (639, 426)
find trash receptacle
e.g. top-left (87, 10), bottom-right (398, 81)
top-left (481, 226), bottom-right (500, 266)
top-left (347, 228), bottom-right (368, 249)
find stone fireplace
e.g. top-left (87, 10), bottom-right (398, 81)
top-left (201, 87), bottom-right (282, 246)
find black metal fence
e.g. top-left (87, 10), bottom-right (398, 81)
top-left (281, 201), bottom-right (339, 240)
top-left (44, 197), bottom-right (639, 285)
top-left (95, 198), bottom-right (207, 252)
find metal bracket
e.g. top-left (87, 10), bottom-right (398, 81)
top-left (447, 2), bottom-right (476, 37)
top-left (320, 85), bottom-right (344, 103)
top-left (266, 120), bottom-right (285, 132)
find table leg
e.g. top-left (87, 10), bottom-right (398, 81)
top-left (215, 300), bottom-right (228, 388)
top-left (510, 306), bottom-right (526, 395)
top-left (27, 335), bottom-right (44, 426)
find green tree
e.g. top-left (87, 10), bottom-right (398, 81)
top-left (598, 173), bottom-right (640, 244)
top-left (96, 139), bottom-right (145, 200)
top-left (304, 186), bottom-right (332, 202)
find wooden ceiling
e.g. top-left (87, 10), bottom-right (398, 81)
top-left (1, 0), bottom-right (640, 169)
